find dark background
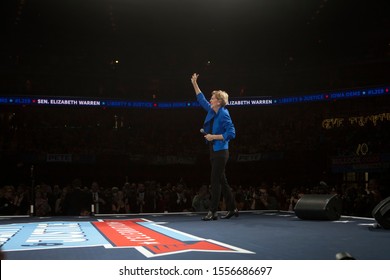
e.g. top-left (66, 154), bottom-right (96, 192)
top-left (1, 1), bottom-right (389, 217)
top-left (3, 0), bottom-right (390, 100)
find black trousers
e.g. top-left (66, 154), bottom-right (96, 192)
top-left (209, 149), bottom-right (235, 212)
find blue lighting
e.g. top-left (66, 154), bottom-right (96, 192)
top-left (0, 86), bottom-right (388, 109)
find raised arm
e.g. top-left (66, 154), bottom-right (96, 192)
top-left (191, 73), bottom-right (201, 95)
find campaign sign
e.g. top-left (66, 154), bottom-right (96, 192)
top-left (0, 218), bottom-right (253, 258)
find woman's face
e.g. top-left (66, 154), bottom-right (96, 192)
top-left (210, 94), bottom-right (221, 110)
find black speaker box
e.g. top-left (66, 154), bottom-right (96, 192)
top-left (372, 196), bottom-right (390, 229)
top-left (294, 194), bottom-right (342, 220)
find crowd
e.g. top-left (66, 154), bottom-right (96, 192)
top-left (0, 176), bottom-right (387, 218)
top-left (0, 95), bottom-right (389, 218)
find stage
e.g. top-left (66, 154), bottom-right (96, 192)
top-left (1, 211), bottom-right (388, 260)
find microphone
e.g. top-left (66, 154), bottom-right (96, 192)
top-left (200, 128), bottom-right (213, 142)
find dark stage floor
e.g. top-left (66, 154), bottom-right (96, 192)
top-left (1, 211), bottom-right (389, 260)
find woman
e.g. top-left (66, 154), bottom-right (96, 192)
top-left (191, 73), bottom-right (238, 221)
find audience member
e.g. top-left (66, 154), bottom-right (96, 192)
top-left (192, 185), bottom-right (210, 212)
top-left (0, 185), bottom-right (17, 215)
top-left (251, 183), bottom-right (280, 210)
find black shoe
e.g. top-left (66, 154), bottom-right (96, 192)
top-left (220, 208), bottom-right (239, 219)
top-left (202, 211), bottom-right (218, 221)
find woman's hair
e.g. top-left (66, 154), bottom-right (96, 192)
top-left (212, 90), bottom-right (229, 107)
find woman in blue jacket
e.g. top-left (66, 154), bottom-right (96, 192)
top-left (191, 73), bottom-right (239, 221)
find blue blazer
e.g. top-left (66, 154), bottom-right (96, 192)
top-left (197, 92), bottom-right (236, 151)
